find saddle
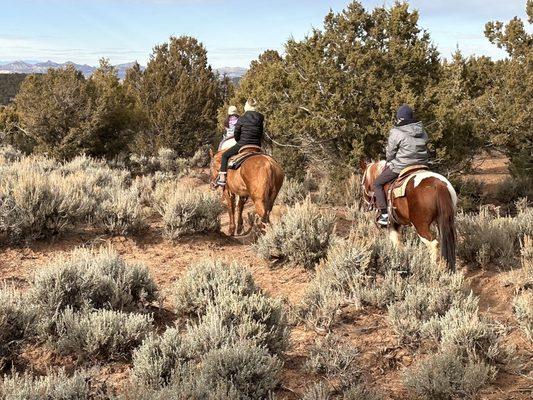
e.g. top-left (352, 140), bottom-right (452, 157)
top-left (228, 145), bottom-right (263, 170)
top-left (386, 164), bottom-right (430, 224)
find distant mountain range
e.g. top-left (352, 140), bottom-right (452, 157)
top-left (0, 60), bottom-right (248, 80)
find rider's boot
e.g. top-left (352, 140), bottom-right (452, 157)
top-left (377, 208), bottom-right (389, 227)
top-left (215, 172), bottom-right (227, 187)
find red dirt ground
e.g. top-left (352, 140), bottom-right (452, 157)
top-left (1, 159), bottom-right (531, 399)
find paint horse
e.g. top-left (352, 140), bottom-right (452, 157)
top-left (210, 146), bottom-right (284, 236)
top-left (361, 161), bottom-right (458, 271)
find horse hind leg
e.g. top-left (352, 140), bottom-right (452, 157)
top-left (416, 224), bottom-right (440, 266)
top-left (388, 224), bottom-right (402, 248)
top-left (225, 191), bottom-right (237, 236)
top-left (236, 196), bottom-right (248, 235)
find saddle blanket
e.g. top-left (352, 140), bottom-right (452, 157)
top-left (228, 150), bottom-right (263, 170)
top-left (391, 170), bottom-right (456, 202)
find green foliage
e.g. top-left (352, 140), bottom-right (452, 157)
top-left (449, 177), bottom-right (485, 213)
top-left (0, 370), bottom-right (92, 400)
top-left (480, 4), bottom-right (533, 179)
top-left (228, 2), bottom-right (441, 174)
top-left (131, 36), bottom-right (222, 156)
top-left (14, 60), bottom-right (138, 159)
top-left (255, 199), bottom-right (336, 269)
top-left (0, 74), bottom-right (27, 105)
top-left (50, 308), bottom-right (153, 361)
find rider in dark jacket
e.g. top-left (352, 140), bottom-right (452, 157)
top-left (374, 104), bottom-right (429, 226)
top-left (216, 99), bottom-right (264, 187)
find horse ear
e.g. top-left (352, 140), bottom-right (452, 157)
top-left (358, 159), bottom-right (367, 172)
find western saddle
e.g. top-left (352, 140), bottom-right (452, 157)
top-left (386, 164), bottom-right (430, 224)
top-left (228, 145), bottom-right (264, 170)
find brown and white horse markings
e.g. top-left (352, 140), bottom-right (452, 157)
top-left (361, 161), bottom-right (458, 271)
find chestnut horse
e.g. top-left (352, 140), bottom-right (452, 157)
top-left (210, 149), bottom-right (284, 236)
top-left (361, 161), bottom-right (458, 271)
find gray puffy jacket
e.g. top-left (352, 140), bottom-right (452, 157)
top-left (386, 122), bottom-right (429, 173)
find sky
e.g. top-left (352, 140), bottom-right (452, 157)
top-left (0, 0), bottom-right (529, 68)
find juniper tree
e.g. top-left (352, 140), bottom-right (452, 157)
top-left (480, 1), bottom-right (533, 179)
top-left (228, 2), bottom-right (441, 177)
top-left (136, 36), bottom-right (222, 156)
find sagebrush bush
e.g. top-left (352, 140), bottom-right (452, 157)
top-left (173, 260), bottom-right (257, 317)
top-left (199, 341), bottom-right (282, 400)
top-left (157, 187), bottom-right (223, 239)
top-left (403, 350), bottom-right (494, 400)
top-left (0, 288), bottom-right (36, 368)
top-left (388, 278), bottom-right (466, 344)
top-left (123, 367), bottom-right (243, 400)
top-left (314, 173), bottom-right (362, 207)
top-left (0, 145), bottom-right (22, 164)
top-left (450, 177), bottom-right (485, 213)
top-left (51, 308), bottom-right (153, 360)
top-left (96, 187), bottom-right (147, 235)
top-left (305, 335), bottom-right (360, 388)
top-left (188, 291), bottom-right (289, 355)
top-left (30, 247), bottom-right (158, 319)
top-left (342, 385), bottom-right (383, 400)
top-left (506, 235), bottom-right (533, 290)
top-left (513, 291), bottom-right (533, 341)
top-left (422, 295), bottom-right (502, 361)
top-left (276, 179), bottom-right (308, 206)
top-left (0, 369), bottom-right (92, 400)
top-left (132, 328), bottom-right (189, 388)
top-left (299, 237), bottom-right (369, 328)
top-left (0, 153), bottom-right (147, 242)
top-left (457, 206), bottom-right (533, 267)
top-left (255, 199), bottom-right (336, 269)
top-left (302, 382), bottom-right (330, 400)
top-left (0, 158), bottom-right (86, 241)
top-left (189, 145), bottom-right (210, 168)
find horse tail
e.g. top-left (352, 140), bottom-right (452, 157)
top-left (436, 183), bottom-right (457, 271)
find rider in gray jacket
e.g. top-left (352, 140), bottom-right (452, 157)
top-left (374, 104), bottom-right (429, 226)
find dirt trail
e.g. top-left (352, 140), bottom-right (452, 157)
top-left (1, 163), bottom-right (531, 399)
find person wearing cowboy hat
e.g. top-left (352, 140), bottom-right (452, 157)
top-left (218, 105), bottom-right (240, 151)
top-left (215, 99), bottom-right (264, 187)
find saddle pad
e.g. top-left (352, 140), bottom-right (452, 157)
top-left (228, 151), bottom-right (263, 170)
top-left (392, 172), bottom-right (422, 198)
